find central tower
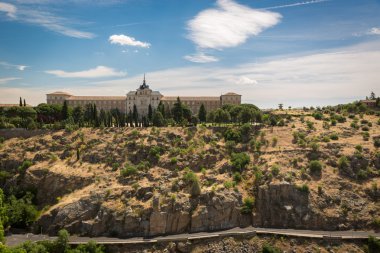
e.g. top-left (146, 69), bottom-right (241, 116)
top-left (126, 75), bottom-right (163, 118)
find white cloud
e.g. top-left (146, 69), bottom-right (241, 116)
top-left (2, 41), bottom-right (380, 108)
top-left (263, 0), bottom-right (329, 10)
top-left (184, 52), bottom-right (219, 63)
top-left (45, 66), bottom-right (126, 78)
top-left (0, 2), bottom-right (17, 18)
top-left (0, 77), bottom-right (21, 84)
top-left (0, 2), bottom-right (94, 39)
top-left (109, 34), bottom-right (151, 48)
top-left (235, 76), bottom-right (258, 85)
top-left (187, 0), bottom-right (281, 49)
top-left (368, 27), bottom-right (380, 35)
top-left (0, 61), bottom-right (28, 71)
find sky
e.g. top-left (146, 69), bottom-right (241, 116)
top-left (0, 0), bottom-right (379, 109)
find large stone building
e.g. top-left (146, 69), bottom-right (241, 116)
top-left (47, 76), bottom-right (241, 117)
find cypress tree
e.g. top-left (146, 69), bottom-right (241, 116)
top-left (198, 104), bottom-right (207, 123)
top-left (19, 97), bottom-right (22, 106)
top-left (133, 104), bottom-right (138, 126)
top-left (23, 99), bottom-right (26, 107)
top-left (62, 100), bottom-right (69, 120)
top-left (148, 104), bottom-right (153, 124)
top-left (172, 97), bottom-right (183, 123)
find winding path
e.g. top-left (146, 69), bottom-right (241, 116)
top-left (5, 226), bottom-right (380, 247)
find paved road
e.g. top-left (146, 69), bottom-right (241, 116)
top-left (5, 226), bottom-right (380, 247)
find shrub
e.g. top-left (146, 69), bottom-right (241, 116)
top-left (338, 156), bottom-right (349, 170)
top-left (366, 236), bottom-right (380, 253)
top-left (272, 137), bottom-right (278, 147)
top-left (18, 160), bottom-right (33, 174)
top-left (312, 112), bottom-right (323, 120)
top-left (374, 138), bottom-right (380, 148)
top-left (309, 160), bottom-right (323, 174)
top-left (362, 126), bottom-right (370, 131)
top-left (306, 121), bottom-right (314, 130)
top-left (322, 136), bottom-right (330, 142)
top-left (355, 145), bottom-right (363, 152)
top-left (183, 169), bottom-right (197, 184)
top-left (233, 172), bottom-right (242, 183)
top-left (230, 152), bottom-right (250, 172)
top-left (224, 127), bottom-right (242, 142)
top-left (357, 169), bottom-right (368, 180)
top-left (262, 244), bottom-right (281, 253)
top-left (241, 197), bottom-right (255, 214)
top-left (170, 157), bottom-right (178, 164)
top-left (331, 119), bottom-right (337, 126)
top-left (363, 132), bottom-right (370, 141)
top-left (330, 133), bottom-right (339, 140)
top-left (271, 164), bottom-right (280, 176)
top-left (224, 181), bottom-right (235, 189)
top-left (296, 184), bottom-right (309, 193)
top-left (111, 162), bottom-right (120, 171)
top-left (120, 164), bottom-right (138, 177)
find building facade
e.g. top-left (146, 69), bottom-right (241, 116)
top-left (47, 77), bottom-right (241, 117)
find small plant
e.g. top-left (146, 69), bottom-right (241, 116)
top-left (112, 162), bottom-right (120, 171)
top-left (355, 145), bottom-right (363, 152)
top-left (230, 152), bottom-right (250, 172)
top-left (120, 164), bottom-right (138, 177)
top-left (272, 137), bottom-right (278, 147)
top-left (363, 132), bottom-right (370, 141)
top-left (330, 133), bottom-right (339, 140)
top-left (338, 156), bottom-right (349, 170)
top-left (309, 160), bottom-right (323, 174)
top-left (362, 126), bottom-right (370, 131)
top-left (296, 184), bottom-right (309, 193)
top-left (271, 164), bottom-right (280, 176)
top-left (233, 171), bottom-right (242, 183)
top-left (241, 197), bottom-right (255, 214)
top-left (170, 157), bottom-right (178, 164)
top-left (18, 160), bottom-right (33, 174)
top-left (322, 136), bottom-right (330, 142)
top-left (224, 181), bottom-right (235, 189)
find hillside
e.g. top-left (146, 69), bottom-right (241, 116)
top-left (0, 109), bottom-right (379, 239)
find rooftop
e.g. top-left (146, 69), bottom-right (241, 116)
top-left (47, 91), bottom-right (73, 96)
top-left (162, 96), bottom-right (220, 101)
top-left (223, 92), bottom-right (241, 96)
top-left (66, 96), bottom-right (125, 101)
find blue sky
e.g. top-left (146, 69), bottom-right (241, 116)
top-left (0, 0), bottom-right (380, 108)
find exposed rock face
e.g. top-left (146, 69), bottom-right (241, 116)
top-left (37, 190), bottom-right (248, 237)
top-left (254, 182), bottom-right (312, 228)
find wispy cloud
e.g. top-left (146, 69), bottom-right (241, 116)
top-left (263, 0), bottom-right (330, 10)
top-left (0, 77), bottom-right (21, 84)
top-left (0, 61), bottom-right (28, 71)
top-left (109, 34), bottom-right (151, 48)
top-left (235, 76), bottom-right (258, 85)
top-left (187, 0), bottom-right (281, 50)
top-left (0, 2), bottom-right (16, 18)
top-left (184, 52), bottom-right (219, 63)
top-left (45, 66), bottom-right (126, 78)
top-left (368, 27), bottom-right (380, 35)
top-left (0, 2), bottom-right (95, 39)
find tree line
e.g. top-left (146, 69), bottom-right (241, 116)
top-left (0, 97), bottom-right (266, 130)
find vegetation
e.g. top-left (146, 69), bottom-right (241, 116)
top-left (230, 152), bottom-right (250, 172)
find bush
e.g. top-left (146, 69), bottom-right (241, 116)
top-left (362, 126), bottom-right (370, 131)
top-left (224, 127), bottom-right (242, 142)
top-left (170, 157), bottom-right (178, 164)
top-left (312, 112), bottom-right (323, 120)
top-left (271, 164), bottom-right (280, 176)
top-left (230, 152), bottom-right (250, 172)
top-left (262, 244), bottom-right (281, 253)
top-left (17, 160), bottom-right (33, 174)
top-left (183, 169), bottom-right (198, 184)
top-left (330, 133), bottom-right (339, 140)
top-left (309, 160), bottom-right (323, 174)
top-left (233, 172), bottom-right (242, 183)
top-left (296, 184), bottom-right (309, 193)
top-left (224, 181), bottom-right (235, 189)
top-left (374, 138), bottom-right (380, 148)
top-left (363, 132), bottom-right (370, 141)
top-left (120, 164), bottom-right (138, 177)
top-left (190, 179), bottom-right (201, 197)
top-left (338, 156), bottom-right (349, 171)
top-left (241, 197), bottom-right (255, 214)
top-left (366, 236), bottom-right (380, 253)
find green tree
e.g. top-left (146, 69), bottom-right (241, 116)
top-left (148, 104), bottom-right (153, 123)
top-left (198, 103), bottom-right (207, 123)
top-left (157, 101), bottom-right (166, 118)
top-left (238, 107), bottom-right (254, 124)
top-left (133, 104), bottom-right (138, 126)
top-left (23, 99), bottom-right (26, 107)
top-left (214, 108), bottom-right (230, 125)
top-left (370, 91), bottom-right (376, 100)
top-left (19, 97), bottom-right (22, 107)
top-left (72, 106), bottom-right (84, 126)
top-left (172, 97), bottom-right (183, 123)
top-left (62, 100), bottom-right (69, 120)
top-left (278, 103), bottom-right (284, 110)
top-left (230, 152), bottom-right (250, 172)
top-left (152, 111), bottom-right (165, 127)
